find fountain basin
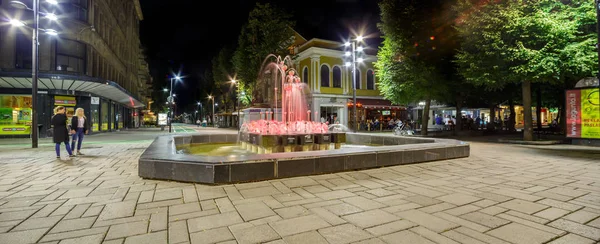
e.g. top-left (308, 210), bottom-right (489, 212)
top-left (138, 133), bottom-right (470, 184)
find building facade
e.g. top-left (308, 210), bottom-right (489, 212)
top-left (294, 38), bottom-right (405, 129)
top-left (0, 0), bottom-right (150, 137)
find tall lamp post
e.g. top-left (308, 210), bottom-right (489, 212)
top-left (168, 76), bottom-right (181, 133)
top-left (208, 95), bottom-right (215, 127)
top-left (8, 0), bottom-right (59, 148)
top-left (196, 102), bottom-right (203, 124)
top-left (343, 35), bottom-right (365, 132)
top-left (231, 79), bottom-right (240, 131)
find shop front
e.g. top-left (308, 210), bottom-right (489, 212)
top-left (0, 72), bottom-right (145, 138)
top-left (498, 105), bottom-right (558, 128)
top-left (310, 95), bottom-right (348, 126)
top-left (0, 95), bottom-right (32, 136)
top-left (349, 98), bottom-right (407, 131)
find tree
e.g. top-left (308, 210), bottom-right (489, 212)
top-left (376, 0), bottom-right (457, 135)
top-left (454, 0), bottom-right (596, 140)
top-left (212, 47), bottom-right (236, 112)
top-left (233, 3), bottom-right (295, 103)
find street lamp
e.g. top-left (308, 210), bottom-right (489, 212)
top-left (8, 0), bottom-right (59, 148)
top-left (196, 101), bottom-right (203, 125)
top-left (231, 79), bottom-right (242, 131)
top-left (343, 35), bottom-right (366, 131)
top-left (168, 75), bottom-right (181, 133)
top-left (208, 95), bottom-right (215, 127)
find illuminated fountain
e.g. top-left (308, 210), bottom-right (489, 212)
top-left (239, 55), bottom-right (346, 153)
top-left (137, 54), bottom-right (470, 184)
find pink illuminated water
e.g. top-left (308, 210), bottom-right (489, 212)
top-left (241, 55), bottom-right (330, 135)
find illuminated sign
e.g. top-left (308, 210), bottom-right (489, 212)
top-left (566, 88), bottom-right (600, 139)
top-left (54, 96), bottom-right (76, 106)
top-left (158, 113), bottom-right (168, 126)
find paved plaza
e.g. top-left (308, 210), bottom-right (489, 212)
top-left (0, 128), bottom-right (599, 244)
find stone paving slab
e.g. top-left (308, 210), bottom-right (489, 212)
top-left (0, 131), bottom-right (599, 243)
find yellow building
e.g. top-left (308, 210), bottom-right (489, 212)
top-left (294, 38), bottom-right (404, 128)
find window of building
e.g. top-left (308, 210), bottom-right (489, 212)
top-left (367, 70), bottom-right (375, 90)
top-left (320, 65), bottom-right (330, 87)
top-left (101, 99), bottom-right (108, 131)
top-left (354, 69), bottom-right (361, 89)
top-left (56, 39), bottom-right (86, 73)
top-left (332, 66), bottom-right (342, 88)
top-left (303, 67), bottom-right (308, 84)
top-left (59, 0), bottom-right (88, 22)
top-left (15, 34), bottom-right (32, 69)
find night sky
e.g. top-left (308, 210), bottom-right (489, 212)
top-left (140, 0), bottom-right (454, 113)
top-left (140, 0), bottom-right (382, 112)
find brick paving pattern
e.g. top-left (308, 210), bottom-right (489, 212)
top-left (0, 131), bottom-right (599, 244)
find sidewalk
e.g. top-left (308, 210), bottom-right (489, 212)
top-left (0, 126), bottom-right (599, 243)
top-left (0, 127), bottom-right (168, 150)
top-left (0, 124), bottom-right (231, 150)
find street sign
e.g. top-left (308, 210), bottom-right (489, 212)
top-left (158, 113), bottom-right (168, 126)
top-left (91, 97), bottom-right (100, 105)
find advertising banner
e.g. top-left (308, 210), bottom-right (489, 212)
top-left (54, 96), bottom-right (76, 106)
top-left (566, 88), bottom-right (600, 139)
top-left (0, 95), bottom-right (32, 135)
top-left (158, 113), bottom-right (168, 126)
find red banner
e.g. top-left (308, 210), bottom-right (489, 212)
top-left (566, 90), bottom-right (581, 138)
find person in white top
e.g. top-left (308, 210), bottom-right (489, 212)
top-left (70, 108), bottom-right (89, 156)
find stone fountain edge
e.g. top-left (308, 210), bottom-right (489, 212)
top-left (138, 133), bottom-right (470, 184)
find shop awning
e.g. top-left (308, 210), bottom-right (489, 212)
top-left (0, 71), bottom-right (145, 108)
top-left (353, 99), bottom-right (406, 110)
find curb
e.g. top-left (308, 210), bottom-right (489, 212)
top-left (497, 139), bottom-right (565, 145)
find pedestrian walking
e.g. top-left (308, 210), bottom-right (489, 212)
top-left (70, 108), bottom-right (88, 155)
top-left (51, 106), bottom-right (74, 159)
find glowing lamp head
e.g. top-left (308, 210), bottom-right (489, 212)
top-left (345, 51), bottom-right (351, 57)
top-left (163, 88), bottom-right (168, 92)
top-left (45, 29), bottom-right (58, 36)
top-left (46, 13), bottom-right (58, 21)
top-left (344, 42), bottom-right (351, 47)
top-left (357, 58), bottom-right (364, 63)
top-left (345, 62), bottom-right (351, 67)
top-left (175, 76), bottom-right (181, 80)
top-left (357, 46), bottom-right (364, 52)
top-left (9, 19), bottom-right (25, 27)
top-left (47, 0), bottom-right (58, 4)
top-left (356, 36), bottom-right (364, 42)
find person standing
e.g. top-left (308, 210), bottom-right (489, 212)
top-left (70, 108), bottom-right (88, 155)
top-left (52, 106), bottom-right (74, 159)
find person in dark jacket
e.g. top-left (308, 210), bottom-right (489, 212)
top-left (70, 108), bottom-right (89, 155)
top-left (51, 106), bottom-right (74, 159)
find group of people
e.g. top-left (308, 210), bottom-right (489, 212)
top-left (361, 118), bottom-right (406, 131)
top-left (51, 106), bottom-right (89, 159)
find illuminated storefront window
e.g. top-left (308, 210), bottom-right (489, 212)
top-left (0, 95), bottom-right (32, 135)
top-left (101, 100), bottom-right (109, 131)
top-left (54, 96), bottom-right (76, 121)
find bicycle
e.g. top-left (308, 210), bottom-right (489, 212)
top-left (393, 121), bottom-right (414, 136)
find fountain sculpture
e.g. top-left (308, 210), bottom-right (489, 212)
top-left (239, 55), bottom-right (346, 153)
